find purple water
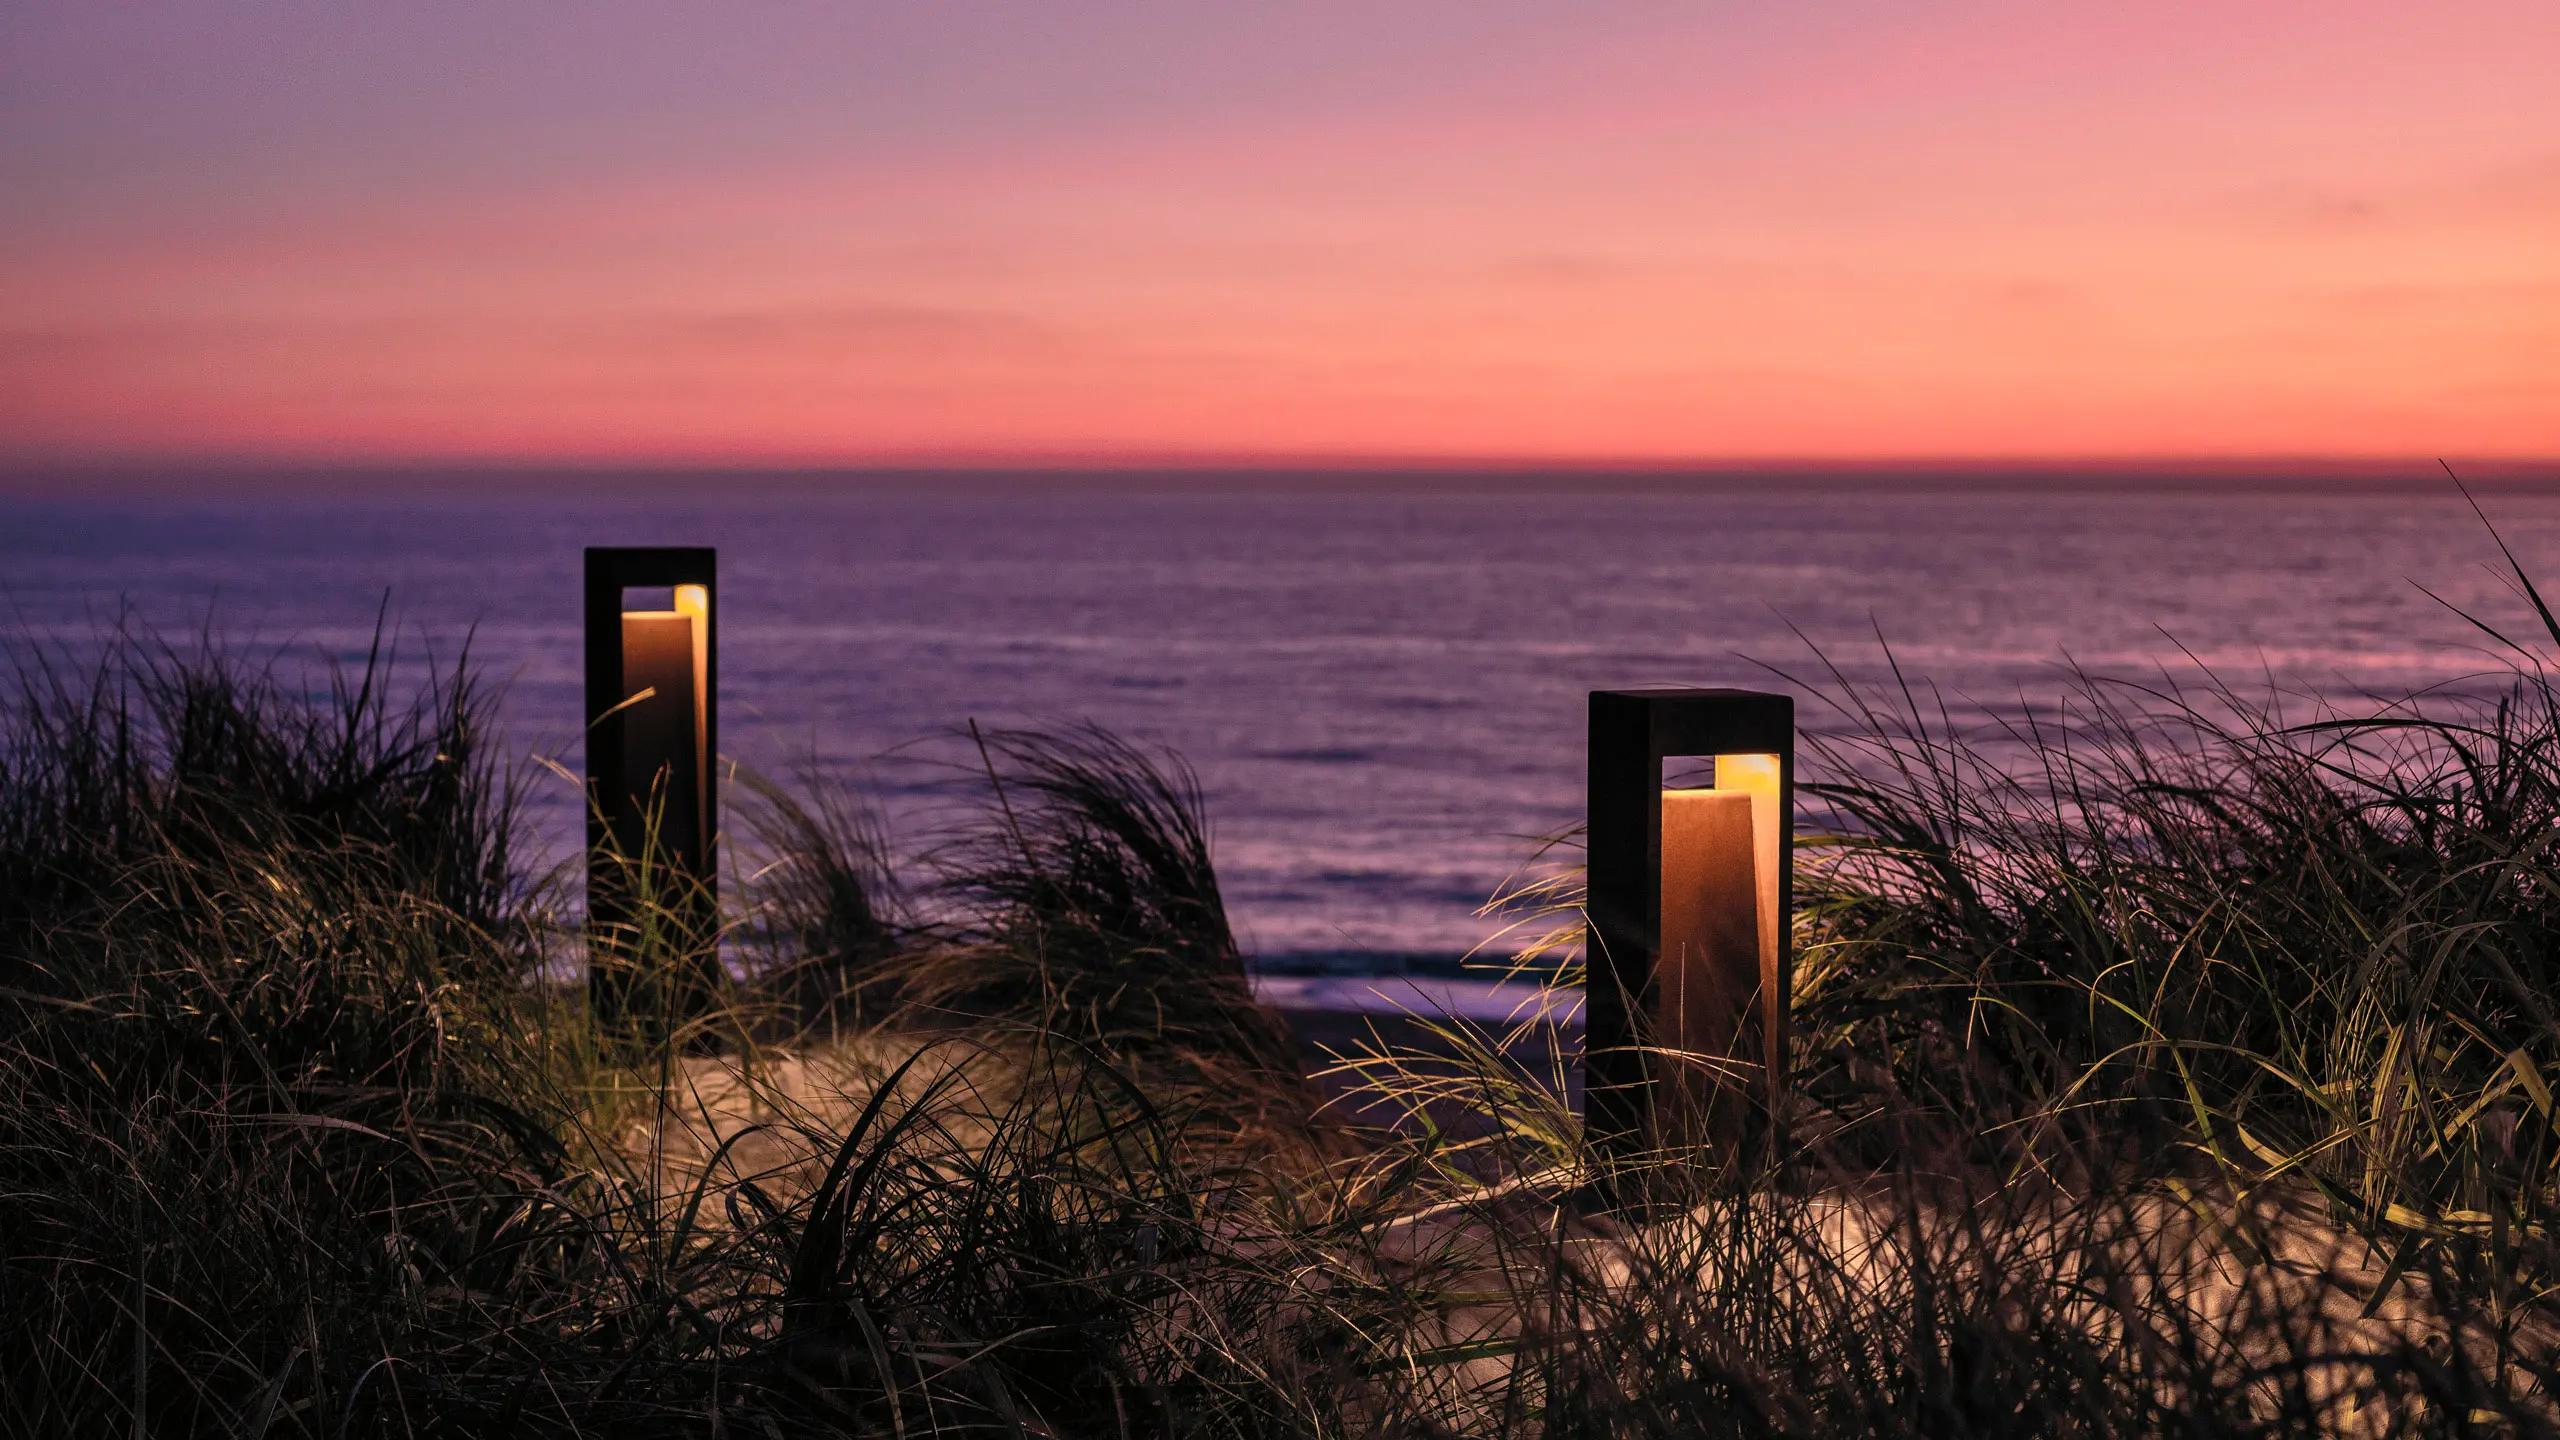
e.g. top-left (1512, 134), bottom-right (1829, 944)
top-left (5, 472), bottom-right (2555, 971)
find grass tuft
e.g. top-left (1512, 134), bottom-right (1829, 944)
top-left (10, 558), bottom-right (2560, 1434)
top-left (893, 722), bottom-right (1303, 1087)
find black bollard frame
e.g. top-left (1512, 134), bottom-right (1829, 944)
top-left (585, 546), bottom-right (719, 1027)
top-left (1584, 687), bottom-right (1793, 1186)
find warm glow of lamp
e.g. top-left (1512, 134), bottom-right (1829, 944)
top-left (1717, 750), bottom-right (1784, 1072)
top-left (671, 582), bottom-right (711, 848)
top-left (1658, 786), bottom-right (1759, 1111)
top-left (618, 608), bottom-right (705, 862)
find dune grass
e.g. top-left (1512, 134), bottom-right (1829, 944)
top-left (1770, 553), bottom-right (2560, 1361)
top-left (6, 575), bottom-right (2560, 1434)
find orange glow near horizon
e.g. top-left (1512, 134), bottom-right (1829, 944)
top-left (3, 2), bottom-right (2555, 466)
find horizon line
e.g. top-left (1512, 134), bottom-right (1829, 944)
top-left (7, 450), bottom-right (2558, 477)
top-left (7, 452), bottom-right (2560, 502)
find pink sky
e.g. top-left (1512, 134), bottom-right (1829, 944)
top-left (2, 0), bottom-right (2555, 465)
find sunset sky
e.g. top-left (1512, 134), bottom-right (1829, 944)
top-left (3, 0), bottom-right (2555, 465)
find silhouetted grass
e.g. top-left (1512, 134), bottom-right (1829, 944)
top-left (734, 755), bottom-right (908, 1032)
top-left (0, 622), bottom-right (575, 1435)
top-left (8, 568), bottom-right (2560, 1435)
top-left (1770, 578), bottom-right (2560, 1362)
top-left (0, 615), bottom-right (521, 980)
top-left (894, 722), bottom-right (1303, 1085)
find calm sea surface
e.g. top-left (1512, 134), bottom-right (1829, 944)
top-left (6, 474), bottom-right (2557, 969)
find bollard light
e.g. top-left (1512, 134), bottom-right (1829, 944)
top-left (1584, 687), bottom-right (1793, 1179)
top-left (585, 546), bottom-right (718, 1023)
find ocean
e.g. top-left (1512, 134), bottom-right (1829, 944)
top-left (6, 472), bottom-right (2556, 974)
